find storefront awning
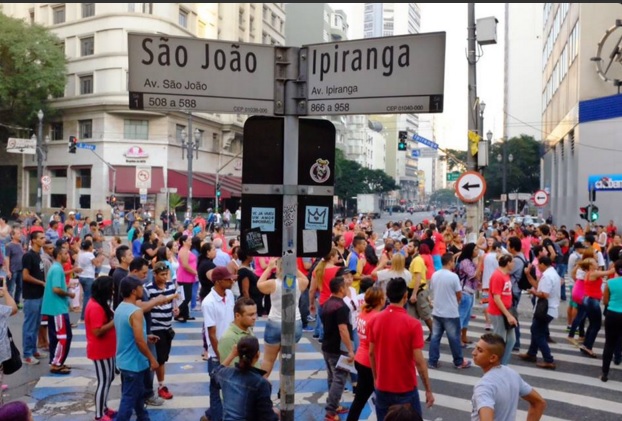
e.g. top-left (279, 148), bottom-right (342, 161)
top-left (109, 166), bottom-right (164, 194)
top-left (167, 169), bottom-right (215, 198)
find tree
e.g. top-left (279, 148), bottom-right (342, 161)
top-left (483, 135), bottom-right (541, 201)
top-left (429, 188), bottom-right (458, 207)
top-left (360, 167), bottom-right (400, 193)
top-left (0, 13), bottom-right (67, 136)
top-left (443, 148), bottom-right (468, 172)
top-left (334, 147), bottom-right (399, 201)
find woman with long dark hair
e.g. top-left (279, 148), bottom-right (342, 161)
top-left (197, 242), bottom-right (216, 302)
top-left (456, 242), bottom-right (480, 347)
top-left (213, 337), bottom-right (279, 420)
top-left (175, 235), bottom-right (197, 323)
top-left (84, 276), bottom-right (117, 421)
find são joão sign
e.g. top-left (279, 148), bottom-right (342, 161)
top-left (305, 32), bottom-right (445, 115)
top-left (127, 33), bottom-right (275, 115)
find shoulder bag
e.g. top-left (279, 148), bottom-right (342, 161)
top-left (534, 297), bottom-right (549, 321)
top-left (2, 327), bottom-right (23, 375)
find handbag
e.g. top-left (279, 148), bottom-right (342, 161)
top-left (2, 327), bottom-right (23, 375)
top-left (534, 297), bottom-right (549, 321)
top-left (503, 306), bottom-right (519, 330)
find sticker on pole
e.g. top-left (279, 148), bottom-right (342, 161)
top-left (533, 190), bottom-right (549, 207)
top-left (455, 171), bottom-right (486, 203)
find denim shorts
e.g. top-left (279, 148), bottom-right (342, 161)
top-left (264, 318), bottom-right (303, 345)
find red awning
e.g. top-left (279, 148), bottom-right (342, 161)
top-left (109, 166), bottom-right (164, 194)
top-left (168, 169), bottom-right (215, 198)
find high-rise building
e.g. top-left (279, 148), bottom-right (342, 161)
top-left (364, 3), bottom-right (421, 202)
top-left (0, 3), bottom-right (285, 215)
top-left (540, 3), bottom-right (622, 225)
top-left (503, 4), bottom-right (543, 140)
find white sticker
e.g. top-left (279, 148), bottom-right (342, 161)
top-left (310, 158), bottom-right (330, 184)
top-left (302, 230), bottom-right (318, 253)
top-left (305, 206), bottom-right (329, 230)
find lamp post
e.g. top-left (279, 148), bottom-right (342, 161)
top-left (35, 109), bottom-right (44, 215)
top-left (180, 113), bottom-right (201, 214)
top-left (497, 140), bottom-right (514, 216)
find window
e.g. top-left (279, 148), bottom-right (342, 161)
top-left (51, 122), bottom-right (64, 141)
top-left (53, 6), bottom-right (65, 24)
top-left (128, 3), bottom-right (153, 13)
top-left (124, 120), bottom-right (149, 140)
top-left (53, 169), bottom-right (67, 177)
top-left (81, 36), bottom-right (94, 56)
top-left (82, 3), bottom-right (95, 18)
top-left (79, 75), bottom-right (93, 94)
top-left (76, 168), bottom-right (91, 189)
top-left (179, 8), bottom-right (188, 28)
top-left (79, 120), bottom-right (93, 139)
top-left (29, 8), bottom-right (35, 24)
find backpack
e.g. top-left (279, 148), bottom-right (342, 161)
top-left (516, 254), bottom-right (535, 290)
top-left (552, 241), bottom-right (563, 265)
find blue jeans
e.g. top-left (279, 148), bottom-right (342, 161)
top-left (527, 315), bottom-right (554, 363)
top-left (556, 264), bottom-right (567, 300)
top-left (79, 277), bottom-right (94, 321)
top-left (118, 369), bottom-right (151, 421)
top-left (458, 292), bottom-right (474, 329)
top-left (22, 298), bottom-right (42, 358)
top-left (429, 316), bottom-right (464, 366)
top-left (206, 357), bottom-right (222, 421)
top-left (512, 293), bottom-right (522, 349)
top-left (375, 388), bottom-right (422, 421)
top-left (8, 270), bottom-right (23, 305)
top-left (583, 297), bottom-right (602, 350)
top-left (191, 281), bottom-right (199, 310)
top-left (314, 296), bottom-right (324, 340)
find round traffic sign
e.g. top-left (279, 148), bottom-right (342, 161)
top-left (41, 175), bottom-right (51, 186)
top-left (137, 170), bottom-right (150, 182)
top-left (455, 171), bottom-right (487, 203)
top-left (533, 190), bottom-right (549, 207)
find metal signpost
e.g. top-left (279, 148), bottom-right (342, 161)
top-left (128, 30), bottom-right (446, 421)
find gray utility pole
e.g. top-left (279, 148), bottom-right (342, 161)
top-left (465, 3), bottom-right (482, 237)
top-left (181, 112), bottom-right (200, 213)
top-left (35, 109), bottom-right (44, 215)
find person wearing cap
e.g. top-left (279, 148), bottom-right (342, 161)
top-left (114, 275), bottom-right (160, 421)
top-left (201, 265), bottom-right (237, 421)
top-left (145, 262), bottom-right (179, 400)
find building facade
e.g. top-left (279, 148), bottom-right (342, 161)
top-left (540, 3), bottom-right (622, 226)
top-left (0, 3), bottom-right (285, 218)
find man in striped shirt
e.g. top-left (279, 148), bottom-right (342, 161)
top-left (145, 261), bottom-right (179, 400)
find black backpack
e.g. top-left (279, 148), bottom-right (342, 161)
top-left (516, 255), bottom-right (535, 290)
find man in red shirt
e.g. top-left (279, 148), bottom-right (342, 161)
top-left (368, 278), bottom-right (434, 420)
top-left (607, 220), bottom-right (618, 236)
top-left (487, 254), bottom-right (517, 366)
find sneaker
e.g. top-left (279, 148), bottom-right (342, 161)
top-left (518, 353), bottom-right (537, 363)
top-left (485, 323), bottom-right (492, 331)
top-left (34, 351), bottom-right (48, 359)
top-left (566, 325), bottom-right (571, 333)
top-left (614, 357), bottom-right (621, 366)
top-left (302, 326), bottom-right (314, 332)
top-left (17, 303), bottom-right (23, 310)
top-left (104, 408), bottom-right (117, 418)
top-left (307, 315), bottom-right (316, 322)
top-left (312, 334), bottom-right (320, 339)
top-left (427, 362), bottom-right (439, 369)
top-left (335, 406), bottom-right (349, 414)
top-left (94, 415), bottom-right (114, 421)
top-left (23, 357), bottom-right (40, 365)
top-left (145, 395), bottom-right (165, 406)
top-left (158, 386), bottom-right (173, 400)
top-left (454, 360), bottom-right (472, 369)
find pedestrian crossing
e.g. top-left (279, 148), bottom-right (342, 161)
top-left (28, 303), bottom-right (622, 421)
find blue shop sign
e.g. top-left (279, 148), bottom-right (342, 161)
top-left (588, 174), bottom-right (622, 191)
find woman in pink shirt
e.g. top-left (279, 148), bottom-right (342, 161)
top-left (347, 286), bottom-right (385, 421)
top-left (175, 234), bottom-right (197, 322)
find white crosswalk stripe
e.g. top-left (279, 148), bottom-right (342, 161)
top-left (29, 309), bottom-right (622, 421)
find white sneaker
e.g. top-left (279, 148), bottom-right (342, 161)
top-left (145, 395), bottom-right (165, 406)
top-left (23, 357), bottom-right (40, 365)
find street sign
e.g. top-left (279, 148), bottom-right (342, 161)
top-left (41, 175), bottom-right (51, 186)
top-left (305, 32), bottom-right (445, 115)
top-left (500, 193), bottom-right (507, 201)
top-left (127, 33), bottom-right (275, 115)
top-left (411, 149), bottom-right (420, 158)
top-left (447, 171), bottom-right (460, 182)
top-left (455, 171), bottom-right (486, 203)
top-left (160, 187), bottom-right (178, 194)
top-left (6, 138), bottom-right (36, 155)
top-left (77, 142), bottom-right (96, 151)
top-left (135, 166), bottom-right (152, 189)
top-left (533, 189), bottom-right (549, 207)
top-left (413, 133), bottom-right (439, 150)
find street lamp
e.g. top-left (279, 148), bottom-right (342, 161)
top-left (35, 109), bottom-right (44, 215)
top-left (180, 116), bottom-right (201, 214)
top-left (497, 141), bottom-right (514, 215)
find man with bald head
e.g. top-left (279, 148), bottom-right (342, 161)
top-left (471, 333), bottom-right (546, 420)
top-left (212, 237), bottom-right (231, 267)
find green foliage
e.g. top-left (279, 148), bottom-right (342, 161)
top-left (429, 188), bottom-right (458, 206)
top-left (334, 147), bottom-right (398, 201)
top-left (484, 135), bottom-right (541, 200)
top-left (443, 148), bottom-right (468, 171)
top-left (169, 193), bottom-right (186, 210)
top-left (0, 13), bottom-right (67, 134)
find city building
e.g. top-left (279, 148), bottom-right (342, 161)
top-left (0, 3), bottom-right (285, 218)
top-left (364, 3), bottom-right (422, 201)
top-left (503, 3), bottom-right (543, 140)
top-left (539, 3), bottom-right (622, 226)
top-left (416, 115), bottom-right (446, 199)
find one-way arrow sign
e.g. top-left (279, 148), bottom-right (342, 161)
top-left (455, 171), bottom-right (486, 203)
top-left (533, 189), bottom-right (549, 207)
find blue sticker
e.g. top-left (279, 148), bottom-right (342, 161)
top-left (305, 206), bottom-right (329, 230)
top-left (283, 274), bottom-right (296, 290)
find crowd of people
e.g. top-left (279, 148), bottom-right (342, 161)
top-left (0, 207), bottom-right (621, 420)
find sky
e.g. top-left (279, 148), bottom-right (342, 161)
top-left (329, 3), bottom-right (505, 151)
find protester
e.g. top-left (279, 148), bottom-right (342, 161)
top-left (0, 280), bottom-right (18, 405)
top-left (472, 333), bottom-right (546, 420)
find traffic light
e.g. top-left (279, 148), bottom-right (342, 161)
top-left (110, 195), bottom-right (117, 206)
top-left (68, 136), bottom-right (77, 154)
top-left (589, 205), bottom-right (599, 222)
top-left (579, 206), bottom-right (588, 221)
top-left (216, 182), bottom-right (221, 197)
top-left (398, 130), bottom-right (407, 151)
